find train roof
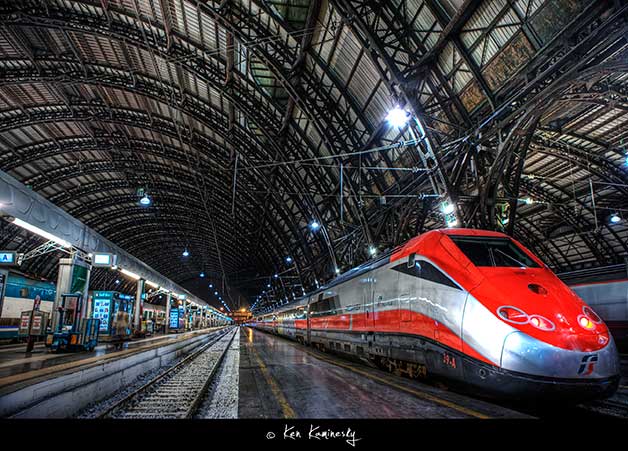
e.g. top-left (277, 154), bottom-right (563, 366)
top-left (258, 229), bottom-right (513, 316)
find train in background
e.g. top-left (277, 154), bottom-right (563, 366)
top-left (251, 229), bottom-right (620, 402)
top-left (559, 264), bottom-right (628, 351)
top-left (0, 272), bottom-right (56, 340)
top-left (0, 271), bottom-right (167, 342)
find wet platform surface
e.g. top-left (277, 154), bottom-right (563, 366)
top-left (0, 329), bottom-right (218, 383)
top-left (237, 327), bottom-right (529, 419)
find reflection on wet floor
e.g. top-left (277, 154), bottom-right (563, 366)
top-left (238, 327), bottom-right (528, 419)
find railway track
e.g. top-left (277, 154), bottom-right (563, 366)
top-left (98, 327), bottom-right (237, 419)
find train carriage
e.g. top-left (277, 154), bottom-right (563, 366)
top-left (251, 229), bottom-right (621, 402)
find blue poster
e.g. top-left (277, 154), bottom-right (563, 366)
top-left (169, 307), bottom-right (179, 329)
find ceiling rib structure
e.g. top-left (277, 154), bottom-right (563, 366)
top-left (0, 0), bottom-right (626, 312)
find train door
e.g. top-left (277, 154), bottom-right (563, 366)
top-left (363, 275), bottom-right (375, 330)
top-left (306, 296), bottom-right (312, 345)
top-left (399, 253), bottom-right (418, 331)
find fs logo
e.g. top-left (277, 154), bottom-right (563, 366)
top-left (578, 354), bottom-right (598, 376)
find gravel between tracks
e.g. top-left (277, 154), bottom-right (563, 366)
top-left (76, 330), bottom-right (230, 419)
top-left (195, 327), bottom-right (240, 419)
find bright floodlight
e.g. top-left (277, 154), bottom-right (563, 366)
top-left (610, 213), bottom-right (621, 224)
top-left (182, 248), bottom-right (190, 257)
top-left (441, 200), bottom-right (455, 215)
top-left (139, 194), bottom-right (151, 206)
top-left (310, 220), bottom-right (320, 231)
top-left (369, 246), bottom-right (377, 256)
top-left (200, 272), bottom-right (205, 278)
top-left (285, 256), bottom-right (293, 263)
top-left (386, 107), bottom-right (410, 128)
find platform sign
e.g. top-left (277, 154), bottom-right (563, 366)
top-left (0, 251), bottom-right (17, 266)
top-left (169, 307), bottom-right (179, 329)
top-left (30, 312), bottom-right (47, 335)
top-left (19, 311), bottom-right (31, 335)
top-left (92, 253), bottom-right (116, 268)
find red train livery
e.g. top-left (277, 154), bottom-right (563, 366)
top-left (251, 229), bottom-right (620, 401)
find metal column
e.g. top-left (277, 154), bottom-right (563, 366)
top-left (133, 279), bottom-right (145, 331)
top-left (165, 292), bottom-right (172, 334)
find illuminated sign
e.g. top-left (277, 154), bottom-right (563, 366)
top-left (0, 251), bottom-right (17, 266)
top-left (92, 253), bottom-right (117, 268)
top-left (169, 308), bottom-right (179, 329)
top-left (93, 291), bottom-right (113, 332)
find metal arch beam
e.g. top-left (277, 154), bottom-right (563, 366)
top-left (513, 214), bottom-right (573, 270)
top-left (0, 59), bottom-right (337, 205)
top-left (330, 0), bottom-right (471, 129)
top-left (528, 138), bottom-right (628, 197)
top-left (329, 0), bottom-right (456, 215)
top-left (0, 169), bottom-right (215, 306)
top-left (1, 2), bottom-right (373, 261)
top-left (0, 131), bottom-right (323, 278)
top-left (0, 4), bottom-right (346, 235)
top-left (0, 101), bottom-right (330, 260)
top-left (203, 1), bottom-right (376, 247)
top-left (20, 157), bottom-right (317, 276)
top-left (518, 178), bottom-right (624, 264)
top-left (76, 198), bottom-right (294, 272)
top-left (7, 137), bottom-right (322, 268)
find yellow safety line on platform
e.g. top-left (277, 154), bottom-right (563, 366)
top-left (303, 348), bottom-right (491, 419)
top-left (249, 343), bottom-right (296, 419)
top-left (0, 328), bottom-right (223, 390)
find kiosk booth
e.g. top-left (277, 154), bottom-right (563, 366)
top-left (45, 293), bottom-right (100, 352)
top-left (90, 291), bottom-right (134, 341)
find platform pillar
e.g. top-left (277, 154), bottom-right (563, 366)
top-left (165, 292), bottom-right (172, 334)
top-left (133, 279), bottom-right (145, 331)
top-left (52, 257), bottom-right (91, 331)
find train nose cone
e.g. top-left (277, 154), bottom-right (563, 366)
top-left (501, 331), bottom-right (621, 379)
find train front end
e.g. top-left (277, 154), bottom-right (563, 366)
top-left (442, 230), bottom-right (621, 402)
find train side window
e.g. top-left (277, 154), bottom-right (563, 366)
top-left (392, 260), bottom-right (460, 290)
top-left (420, 262), bottom-right (459, 289)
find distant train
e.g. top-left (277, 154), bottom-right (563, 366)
top-left (251, 229), bottom-right (620, 402)
top-left (568, 278), bottom-right (628, 350)
top-left (0, 273), bottom-right (56, 340)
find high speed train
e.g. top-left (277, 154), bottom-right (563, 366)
top-left (251, 229), bottom-right (620, 401)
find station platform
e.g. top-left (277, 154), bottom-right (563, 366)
top-left (0, 328), bottom-right (223, 391)
top-left (237, 327), bottom-right (529, 419)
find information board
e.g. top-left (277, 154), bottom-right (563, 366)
top-left (92, 291), bottom-right (113, 332)
top-left (0, 251), bottom-right (17, 266)
top-left (169, 307), bottom-right (179, 329)
top-left (30, 312), bottom-right (45, 335)
top-left (19, 311), bottom-right (31, 335)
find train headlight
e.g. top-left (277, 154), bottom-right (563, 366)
top-left (528, 315), bottom-right (555, 331)
top-left (578, 315), bottom-right (595, 330)
top-left (583, 306), bottom-right (602, 324)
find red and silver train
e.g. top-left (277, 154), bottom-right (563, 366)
top-left (251, 229), bottom-right (620, 401)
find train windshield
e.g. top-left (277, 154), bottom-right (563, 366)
top-left (449, 236), bottom-right (540, 268)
